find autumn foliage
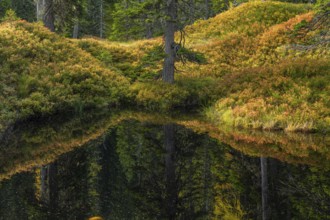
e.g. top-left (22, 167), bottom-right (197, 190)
top-left (0, 20), bottom-right (130, 131)
top-left (0, 1), bottom-right (329, 133)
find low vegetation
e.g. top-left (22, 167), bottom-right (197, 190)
top-left (0, 19), bottom-right (130, 132)
top-left (0, 1), bottom-right (329, 133)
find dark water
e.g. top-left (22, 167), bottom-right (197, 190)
top-left (0, 113), bottom-right (329, 220)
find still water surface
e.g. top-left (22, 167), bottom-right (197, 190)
top-left (0, 112), bottom-right (329, 220)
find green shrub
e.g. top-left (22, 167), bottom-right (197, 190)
top-left (0, 21), bottom-right (131, 131)
top-left (1, 9), bottom-right (19, 22)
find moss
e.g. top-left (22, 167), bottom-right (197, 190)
top-left (0, 1), bottom-right (329, 133)
top-left (0, 21), bottom-right (131, 132)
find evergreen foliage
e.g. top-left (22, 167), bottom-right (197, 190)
top-left (0, 0), bottom-right (35, 22)
top-left (0, 9), bottom-right (19, 22)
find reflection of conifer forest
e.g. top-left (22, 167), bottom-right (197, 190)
top-left (0, 120), bottom-right (329, 219)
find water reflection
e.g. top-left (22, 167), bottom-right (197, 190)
top-left (0, 118), bottom-right (329, 219)
top-left (260, 157), bottom-right (269, 220)
top-left (164, 124), bottom-right (177, 220)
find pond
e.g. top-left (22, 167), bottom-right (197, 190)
top-left (0, 111), bottom-right (329, 220)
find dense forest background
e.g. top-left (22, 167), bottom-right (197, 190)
top-left (0, 0), bottom-right (321, 40)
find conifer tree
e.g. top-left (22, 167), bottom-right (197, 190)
top-left (0, 0), bottom-right (11, 18)
top-left (84, 0), bottom-right (113, 38)
top-left (43, 0), bottom-right (55, 31)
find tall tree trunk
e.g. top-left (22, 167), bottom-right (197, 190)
top-left (145, 13), bottom-right (153, 39)
top-left (73, 22), bottom-right (79, 38)
top-left (146, 24), bottom-right (153, 39)
top-left (124, 0), bottom-right (129, 40)
top-left (36, 0), bottom-right (45, 21)
top-left (43, 0), bottom-right (55, 32)
top-left (162, 0), bottom-right (177, 84)
top-left (100, 0), bottom-right (104, 38)
top-left (205, 0), bottom-right (211, 19)
top-left (164, 124), bottom-right (177, 219)
top-left (261, 157), bottom-right (270, 220)
top-left (189, 0), bottom-right (195, 23)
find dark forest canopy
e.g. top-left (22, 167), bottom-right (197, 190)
top-left (0, 0), bottom-right (326, 39)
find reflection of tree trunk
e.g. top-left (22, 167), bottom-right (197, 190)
top-left (40, 162), bottom-right (58, 213)
top-left (40, 165), bottom-right (48, 202)
top-left (164, 124), bottom-right (177, 220)
top-left (261, 157), bottom-right (270, 220)
top-left (286, 169), bottom-right (292, 220)
top-left (203, 143), bottom-right (210, 213)
top-left (48, 163), bottom-right (58, 212)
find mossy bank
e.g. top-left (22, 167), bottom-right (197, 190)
top-left (0, 1), bottom-right (329, 134)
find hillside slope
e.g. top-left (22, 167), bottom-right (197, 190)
top-left (0, 1), bottom-right (329, 133)
top-left (0, 20), bottom-right (130, 132)
top-left (190, 2), bottom-right (329, 132)
top-left (76, 1), bottom-right (329, 132)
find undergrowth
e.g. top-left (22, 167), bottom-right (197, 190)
top-left (1, 1), bottom-right (329, 133)
top-left (0, 20), bottom-right (130, 132)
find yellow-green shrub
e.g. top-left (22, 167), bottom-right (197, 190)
top-left (1, 1), bottom-right (329, 134)
top-left (130, 82), bottom-right (190, 110)
top-left (207, 58), bottom-right (330, 132)
top-left (0, 20), bottom-right (130, 131)
top-left (75, 38), bottom-right (163, 81)
top-left (185, 1), bottom-right (311, 42)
